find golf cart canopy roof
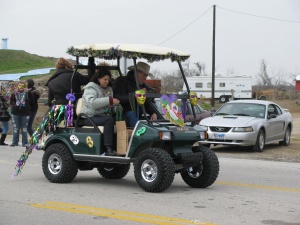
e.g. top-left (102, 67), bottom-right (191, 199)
top-left (67, 44), bottom-right (190, 62)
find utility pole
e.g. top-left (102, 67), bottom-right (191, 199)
top-left (211, 5), bottom-right (216, 107)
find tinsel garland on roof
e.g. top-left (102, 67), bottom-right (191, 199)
top-left (66, 46), bottom-right (190, 63)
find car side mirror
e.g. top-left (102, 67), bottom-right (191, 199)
top-left (268, 114), bottom-right (277, 119)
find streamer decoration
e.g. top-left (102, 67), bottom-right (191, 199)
top-left (13, 103), bottom-right (73, 177)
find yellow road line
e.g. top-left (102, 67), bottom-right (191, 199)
top-left (216, 181), bottom-right (300, 193)
top-left (31, 201), bottom-right (217, 225)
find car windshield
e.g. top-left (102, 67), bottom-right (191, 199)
top-left (215, 103), bottom-right (266, 118)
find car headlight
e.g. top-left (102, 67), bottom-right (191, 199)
top-left (158, 131), bottom-right (172, 140)
top-left (232, 127), bottom-right (254, 132)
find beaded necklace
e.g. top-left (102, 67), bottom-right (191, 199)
top-left (15, 91), bottom-right (26, 108)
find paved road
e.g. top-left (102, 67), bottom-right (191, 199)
top-left (0, 145), bottom-right (299, 225)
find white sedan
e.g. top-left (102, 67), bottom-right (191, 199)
top-left (198, 100), bottom-right (293, 152)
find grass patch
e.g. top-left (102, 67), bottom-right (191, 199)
top-left (0, 49), bottom-right (57, 74)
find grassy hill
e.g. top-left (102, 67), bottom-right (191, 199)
top-left (0, 49), bottom-right (57, 75)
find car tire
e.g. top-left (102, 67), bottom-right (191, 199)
top-left (134, 148), bottom-right (175, 193)
top-left (252, 129), bottom-right (265, 152)
top-left (181, 146), bottom-right (219, 188)
top-left (97, 164), bottom-right (130, 179)
top-left (42, 143), bottom-right (78, 183)
top-left (279, 126), bottom-right (291, 146)
top-left (259, 96), bottom-right (267, 100)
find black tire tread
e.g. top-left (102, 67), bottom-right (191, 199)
top-left (279, 126), bottom-right (291, 146)
top-left (97, 164), bottom-right (130, 179)
top-left (181, 146), bottom-right (219, 188)
top-left (252, 129), bottom-right (264, 152)
top-left (134, 148), bottom-right (175, 193)
top-left (42, 143), bottom-right (78, 183)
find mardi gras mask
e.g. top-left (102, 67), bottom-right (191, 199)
top-left (189, 92), bottom-right (197, 106)
top-left (135, 89), bottom-right (146, 105)
top-left (18, 84), bottom-right (25, 89)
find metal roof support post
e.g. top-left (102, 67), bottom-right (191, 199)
top-left (178, 61), bottom-right (190, 95)
top-left (178, 60), bottom-right (196, 125)
top-left (88, 57), bottom-right (95, 79)
top-left (117, 57), bottom-right (123, 76)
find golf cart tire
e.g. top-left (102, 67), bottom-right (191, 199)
top-left (134, 148), bottom-right (175, 193)
top-left (42, 143), bottom-right (78, 183)
top-left (181, 146), bottom-right (219, 188)
top-left (97, 164), bottom-right (131, 179)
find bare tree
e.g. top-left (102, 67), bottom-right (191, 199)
top-left (256, 59), bottom-right (272, 87)
top-left (160, 71), bottom-right (183, 93)
top-left (226, 67), bottom-right (236, 76)
top-left (194, 62), bottom-right (207, 76)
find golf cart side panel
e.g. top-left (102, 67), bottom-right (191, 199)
top-left (44, 128), bottom-right (102, 155)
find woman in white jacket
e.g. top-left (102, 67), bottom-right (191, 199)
top-left (82, 69), bottom-right (120, 156)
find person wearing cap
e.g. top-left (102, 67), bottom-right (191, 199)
top-left (113, 62), bottom-right (157, 127)
top-left (82, 68), bottom-right (120, 156)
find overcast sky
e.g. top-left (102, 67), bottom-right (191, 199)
top-left (1, 0), bottom-right (299, 83)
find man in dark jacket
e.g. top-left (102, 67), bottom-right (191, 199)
top-left (113, 62), bottom-right (157, 127)
top-left (46, 58), bottom-right (91, 106)
top-left (26, 79), bottom-right (40, 136)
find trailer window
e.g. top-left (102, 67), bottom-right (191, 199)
top-left (219, 83), bottom-right (225, 87)
top-left (195, 83), bottom-right (203, 88)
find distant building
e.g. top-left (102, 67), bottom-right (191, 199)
top-left (1, 38), bottom-right (8, 49)
top-left (296, 75), bottom-right (300, 91)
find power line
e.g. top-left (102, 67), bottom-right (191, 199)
top-left (157, 6), bottom-right (212, 46)
top-left (217, 6), bottom-right (300, 24)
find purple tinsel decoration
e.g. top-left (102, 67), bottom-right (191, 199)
top-left (66, 103), bottom-right (73, 127)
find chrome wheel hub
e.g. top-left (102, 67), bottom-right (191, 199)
top-left (141, 159), bottom-right (157, 182)
top-left (48, 154), bottom-right (62, 175)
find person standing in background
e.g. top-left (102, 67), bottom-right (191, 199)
top-left (26, 79), bottom-right (40, 136)
top-left (0, 85), bottom-right (11, 145)
top-left (10, 81), bottom-right (33, 147)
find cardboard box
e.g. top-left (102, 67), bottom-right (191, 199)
top-left (116, 121), bottom-right (133, 155)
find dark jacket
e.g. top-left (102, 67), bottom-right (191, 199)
top-left (0, 94), bottom-right (10, 121)
top-left (113, 71), bottom-right (156, 115)
top-left (28, 88), bottom-right (40, 112)
top-left (10, 91), bottom-right (32, 116)
top-left (46, 69), bottom-right (91, 106)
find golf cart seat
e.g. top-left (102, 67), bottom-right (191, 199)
top-left (76, 98), bottom-right (116, 133)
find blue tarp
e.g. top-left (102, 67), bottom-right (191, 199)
top-left (0, 68), bottom-right (55, 81)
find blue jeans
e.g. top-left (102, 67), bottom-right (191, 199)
top-left (124, 111), bottom-right (140, 127)
top-left (27, 111), bottom-right (37, 136)
top-left (12, 115), bottom-right (29, 146)
top-left (1, 121), bottom-right (9, 134)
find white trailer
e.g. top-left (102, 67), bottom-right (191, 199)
top-left (183, 75), bottom-right (253, 103)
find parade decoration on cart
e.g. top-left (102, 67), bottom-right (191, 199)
top-left (161, 94), bottom-right (185, 127)
top-left (13, 93), bottom-right (76, 177)
top-left (67, 46), bottom-right (189, 63)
